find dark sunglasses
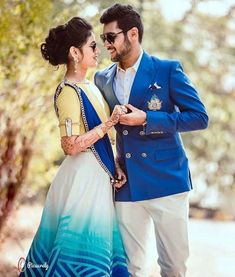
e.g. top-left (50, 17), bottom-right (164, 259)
top-left (89, 42), bottom-right (97, 52)
top-left (100, 30), bottom-right (128, 44)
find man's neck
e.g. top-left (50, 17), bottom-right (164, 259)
top-left (119, 45), bottom-right (142, 70)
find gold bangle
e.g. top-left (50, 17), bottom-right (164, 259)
top-left (95, 127), bottom-right (105, 138)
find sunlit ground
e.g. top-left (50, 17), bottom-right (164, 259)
top-left (0, 202), bottom-right (235, 277)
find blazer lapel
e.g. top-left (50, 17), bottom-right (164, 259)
top-left (103, 64), bottom-right (120, 111)
top-left (129, 52), bottom-right (155, 108)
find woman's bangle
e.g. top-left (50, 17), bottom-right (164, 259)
top-left (95, 127), bottom-right (105, 138)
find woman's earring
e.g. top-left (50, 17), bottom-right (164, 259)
top-left (74, 58), bottom-right (79, 73)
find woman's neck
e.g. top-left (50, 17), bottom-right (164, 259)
top-left (64, 66), bottom-right (87, 83)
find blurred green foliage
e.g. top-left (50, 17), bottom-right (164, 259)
top-left (0, 0), bottom-right (234, 203)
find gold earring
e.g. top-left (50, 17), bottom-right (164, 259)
top-left (74, 58), bottom-right (79, 73)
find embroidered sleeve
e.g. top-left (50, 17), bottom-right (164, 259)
top-left (56, 87), bottom-right (81, 137)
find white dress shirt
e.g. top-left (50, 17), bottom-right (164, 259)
top-left (113, 50), bottom-right (143, 105)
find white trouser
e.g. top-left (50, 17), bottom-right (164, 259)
top-left (115, 192), bottom-right (189, 277)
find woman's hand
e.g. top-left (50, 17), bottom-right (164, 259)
top-left (110, 105), bottom-right (127, 125)
top-left (60, 105), bottom-right (128, 156)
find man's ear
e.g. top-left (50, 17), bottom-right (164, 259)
top-left (128, 27), bottom-right (139, 42)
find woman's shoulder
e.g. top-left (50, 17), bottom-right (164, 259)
top-left (56, 83), bottom-right (78, 101)
top-left (55, 83), bottom-right (80, 113)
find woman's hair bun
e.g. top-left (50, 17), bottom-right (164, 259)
top-left (40, 17), bottom-right (92, 66)
top-left (41, 25), bottom-right (68, 66)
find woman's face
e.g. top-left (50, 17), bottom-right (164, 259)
top-left (79, 33), bottom-right (99, 69)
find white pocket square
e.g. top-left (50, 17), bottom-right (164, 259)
top-left (148, 82), bottom-right (162, 90)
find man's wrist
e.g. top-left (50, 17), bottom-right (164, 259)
top-left (141, 111), bottom-right (147, 126)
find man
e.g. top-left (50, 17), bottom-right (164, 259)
top-left (95, 4), bottom-right (208, 277)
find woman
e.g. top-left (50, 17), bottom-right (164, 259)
top-left (19, 17), bottom-right (129, 276)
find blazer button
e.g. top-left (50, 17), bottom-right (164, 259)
top-left (141, 152), bottom-right (147, 158)
top-left (139, 131), bottom-right (145, 136)
top-left (123, 130), bottom-right (129, 135)
top-left (126, 153), bottom-right (131, 159)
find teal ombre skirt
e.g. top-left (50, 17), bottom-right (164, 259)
top-left (19, 152), bottom-right (129, 276)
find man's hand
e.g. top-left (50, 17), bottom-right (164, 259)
top-left (119, 104), bottom-right (146, 126)
top-left (114, 160), bottom-right (127, 188)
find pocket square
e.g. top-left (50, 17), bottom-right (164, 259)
top-left (148, 82), bottom-right (162, 90)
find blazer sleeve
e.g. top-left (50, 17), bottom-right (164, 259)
top-left (56, 87), bottom-right (81, 137)
top-left (145, 61), bottom-right (209, 134)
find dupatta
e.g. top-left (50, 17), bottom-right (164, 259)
top-left (54, 80), bottom-right (116, 181)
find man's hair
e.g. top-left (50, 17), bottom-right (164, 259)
top-left (100, 3), bottom-right (144, 43)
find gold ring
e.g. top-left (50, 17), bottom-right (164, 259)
top-left (120, 105), bottom-right (127, 113)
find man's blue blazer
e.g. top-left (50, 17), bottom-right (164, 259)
top-left (95, 52), bottom-right (208, 201)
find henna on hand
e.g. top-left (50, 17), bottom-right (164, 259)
top-left (60, 106), bottom-right (125, 156)
top-left (110, 105), bottom-right (125, 125)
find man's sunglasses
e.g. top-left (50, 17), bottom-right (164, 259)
top-left (90, 42), bottom-right (97, 52)
top-left (100, 30), bottom-right (129, 44)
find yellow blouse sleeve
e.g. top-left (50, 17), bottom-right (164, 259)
top-left (56, 86), bottom-right (81, 137)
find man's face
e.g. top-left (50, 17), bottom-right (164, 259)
top-left (101, 21), bottom-right (131, 62)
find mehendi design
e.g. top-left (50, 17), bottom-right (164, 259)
top-left (61, 105), bottom-right (124, 155)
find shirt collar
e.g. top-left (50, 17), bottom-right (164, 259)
top-left (117, 48), bottom-right (143, 73)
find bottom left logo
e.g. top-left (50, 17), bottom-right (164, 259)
top-left (18, 257), bottom-right (26, 273)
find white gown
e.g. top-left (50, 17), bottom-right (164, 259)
top-left (19, 81), bottom-right (129, 277)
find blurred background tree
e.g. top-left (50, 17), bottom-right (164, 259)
top-left (0, 0), bottom-right (235, 235)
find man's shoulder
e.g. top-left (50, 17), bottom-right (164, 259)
top-left (95, 63), bottom-right (116, 78)
top-left (148, 53), bottom-right (180, 68)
